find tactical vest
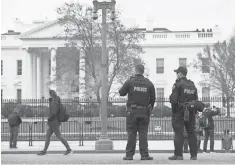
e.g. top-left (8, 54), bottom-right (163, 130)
top-left (129, 76), bottom-right (151, 106)
top-left (178, 79), bottom-right (197, 103)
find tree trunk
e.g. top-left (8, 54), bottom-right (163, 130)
top-left (96, 92), bottom-right (101, 103)
top-left (95, 88), bottom-right (101, 118)
top-left (226, 97), bottom-right (231, 118)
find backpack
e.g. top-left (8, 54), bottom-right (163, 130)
top-left (8, 112), bottom-right (18, 127)
top-left (58, 99), bottom-right (70, 122)
top-left (199, 115), bottom-right (211, 129)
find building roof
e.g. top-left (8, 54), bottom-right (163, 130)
top-left (135, 28), bottom-right (212, 33)
top-left (1, 30), bottom-right (21, 35)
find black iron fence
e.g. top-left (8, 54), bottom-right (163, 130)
top-left (1, 97), bottom-right (235, 144)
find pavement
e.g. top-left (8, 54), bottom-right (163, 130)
top-left (1, 140), bottom-right (234, 154)
top-left (1, 153), bottom-right (235, 164)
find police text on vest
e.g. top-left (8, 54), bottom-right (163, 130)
top-left (184, 89), bottom-right (195, 94)
top-left (134, 87), bottom-right (147, 92)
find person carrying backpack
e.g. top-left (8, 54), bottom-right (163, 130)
top-left (37, 90), bottom-right (73, 156)
top-left (8, 107), bottom-right (22, 148)
top-left (195, 112), bottom-right (203, 152)
top-left (200, 104), bottom-right (220, 153)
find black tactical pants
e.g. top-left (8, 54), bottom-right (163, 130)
top-left (184, 129), bottom-right (188, 151)
top-left (172, 111), bottom-right (197, 157)
top-left (126, 107), bottom-right (150, 157)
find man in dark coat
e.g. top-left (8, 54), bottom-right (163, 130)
top-left (8, 107), bottom-right (22, 148)
top-left (119, 64), bottom-right (155, 160)
top-left (169, 66), bottom-right (198, 160)
top-left (37, 90), bottom-right (73, 155)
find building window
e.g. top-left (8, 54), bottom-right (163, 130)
top-left (156, 88), bottom-right (165, 107)
top-left (179, 58), bottom-right (187, 67)
top-left (75, 87), bottom-right (79, 92)
top-left (156, 88), bottom-right (164, 98)
top-left (202, 87), bottom-right (210, 102)
top-left (17, 60), bottom-right (22, 75)
top-left (1, 60), bottom-right (3, 75)
top-left (156, 58), bottom-right (164, 74)
top-left (17, 89), bottom-right (22, 100)
top-left (49, 60), bottom-right (51, 75)
top-left (202, 58), bottom-right (210, 73)
top-left (75, 60), bottom-right (79, 75)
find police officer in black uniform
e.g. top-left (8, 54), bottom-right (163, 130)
top-left (169, 66), bottom-right (198, 160)
top-left (119, 64), bottom-right (155, 160)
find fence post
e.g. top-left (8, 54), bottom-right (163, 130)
top-left (28, 121), bottom-right (37, 146)
top-left (27, 122), bottom-right (32, 146)
top-left (78, 121), bottom-right (82, 146)
top-left (81, 122), bottom-right (84, 146)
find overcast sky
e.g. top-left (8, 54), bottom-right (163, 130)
top-left (1, 0), bottom-right (235, 40)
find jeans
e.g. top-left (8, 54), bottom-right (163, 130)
top-left (203, 129), bottom-right (214, 151)
top-left (43, 126), bottom-right (71, 152)
top-left (9, 126), bottom-right (19, 147)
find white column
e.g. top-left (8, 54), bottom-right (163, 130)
top-left (49, 47), bottom-right (57, 91)
top-left (28, 51), bottom-right (33, 98)
top-left (40, 54), bottom-right (44, 98)
top-left (36, 55), bottom-right (42, 99)
top-left (79, 49), bottom-right (86, 98)
top-left (22, 47), bottom-right (29, 99)
top-left (42, 56), bottom-right (50, 98)
top-left (32, 54), bottom-right (37, 99)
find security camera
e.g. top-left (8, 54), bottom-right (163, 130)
top-left (92, 12), bottom-right (98, 20)
top-left (111, 12), bottom-right (116, 21)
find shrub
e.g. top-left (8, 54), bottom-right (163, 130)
top-left (108, 105), bottom-right (126, 117)
top-left (152, 105), bottom-right (172, 117)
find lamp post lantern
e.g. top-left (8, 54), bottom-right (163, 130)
top-left (92, 0), bottom-right (116, 150)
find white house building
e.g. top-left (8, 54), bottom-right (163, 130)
top-left (1, 19), bottom-right (221, 99)
top-left (140, 24), bottom-right (221, 99)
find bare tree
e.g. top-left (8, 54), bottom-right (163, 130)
top-left (55, 2), bottom-right (145, 101)
top-left (193, 36), bottom-right (235, 117)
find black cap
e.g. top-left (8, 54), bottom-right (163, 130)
top-left (135, 64), bottom-right (144, 74)
top-left (174, 66), bottom-right (187, 75)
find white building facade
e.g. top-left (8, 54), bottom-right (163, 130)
top-left (140, 26), bottom-right (221, 99)
top-left (1, 19), bottom-right (221, 99)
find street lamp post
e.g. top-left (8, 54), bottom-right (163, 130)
top-left (92, 0), bottom-right (116, 150)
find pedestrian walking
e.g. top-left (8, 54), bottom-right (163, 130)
top-left (37, 90), bottom-right (73, 155)
top-left (119, 64), bottom-right (155, 160)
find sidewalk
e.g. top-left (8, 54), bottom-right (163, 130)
top-left (1, 140), bottom-right (230, 154)
top-left (2, 153), bottom-right (235, 164)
